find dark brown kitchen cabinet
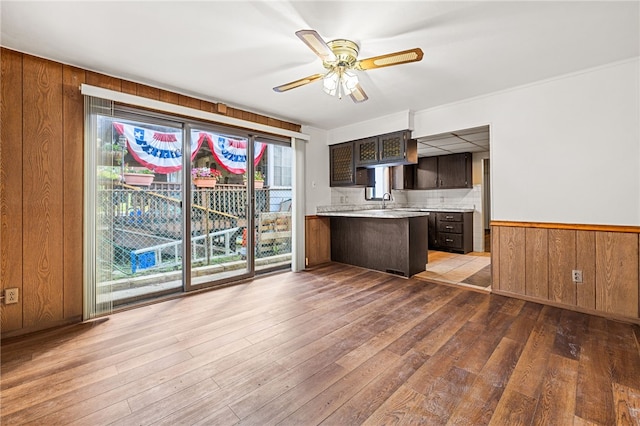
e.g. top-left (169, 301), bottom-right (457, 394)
top-left (354, 137), bottom-right (379, 167)
top-left (329, 142), bottom-right (374, 187)
top-left (432, 211), bottom-right (473, 254)
top-left (438, 153), bottom-right (472, 188)
top-left (380, 131), bottom-right (415, 163)
top-left (415, 152), bottom-right (472, 189)
top-left (329, 142), bottom-right (356, 186)
top-left (354, 130), bottom-right (417, 167)
top-left (416, 156), bottom-right (438, 189)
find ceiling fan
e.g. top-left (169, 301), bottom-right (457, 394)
top-left (273, 29), bottom-right (424, 103)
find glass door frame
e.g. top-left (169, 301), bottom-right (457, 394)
top-left (183, 123), bottom-right (256, 291)
top-left (182, 122), bottom-right (292, 292)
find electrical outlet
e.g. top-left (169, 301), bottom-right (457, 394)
top-left (5, 288), bottom-right (18, 304)
top-left (572, 270), bottom-right (583, 283)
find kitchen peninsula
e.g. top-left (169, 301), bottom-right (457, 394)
top-left (317, 209), bottom-right (428, 277)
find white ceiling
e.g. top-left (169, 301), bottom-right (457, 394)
top-left (1, 1), bottom-right (638, 131)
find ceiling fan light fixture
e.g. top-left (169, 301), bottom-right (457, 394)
top-left (275, 29), bottom-right (423, 103)
top-left (323, 68), bottom-right (359, 99)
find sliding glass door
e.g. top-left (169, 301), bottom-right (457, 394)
top-left (85, 99), bottom-right (293, 317)
top-left (187, 126), bottom-right (252, 288)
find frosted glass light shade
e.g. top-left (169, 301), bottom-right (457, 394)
top-left (323, 69), bottom-right (359, 99)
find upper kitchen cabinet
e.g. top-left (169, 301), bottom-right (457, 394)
top-left (354, 130), bottom-right (417, 168)
top-left (415, 152), bottom-right (472, 189)
top-left (415, 156), bottom-right (438, 189)
top-left (329, 142), bottom-right (373, 187)
top-left (354, 137), bottom-right (379, 167)
top-left (329, 142), bottom-right (356, 186)
top-left (438, 152), bottom-right (472, 188)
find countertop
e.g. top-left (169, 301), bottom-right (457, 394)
top-left (393, 207), bottom-right (475, 213)
top-left (316, 205), bottom-right (475, 216)
top-left (317, 209), bottom-right (430, 219)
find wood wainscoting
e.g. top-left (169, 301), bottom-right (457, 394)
top-left (491, 221), bottom-right (640, 323)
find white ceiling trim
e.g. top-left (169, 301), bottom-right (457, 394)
top-left (80, 84), bottom-right (310, 141)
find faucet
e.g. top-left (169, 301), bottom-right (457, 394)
top-left (382, 192), bottom-right (392, 209)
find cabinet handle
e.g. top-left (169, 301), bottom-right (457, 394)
top-left (445, 216), bottom-right (453, 220)
top-left (445, 239), bottom-right (453, 242)
top-left (445, 226), bottom-right (453, 229)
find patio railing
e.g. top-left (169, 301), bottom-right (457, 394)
top-left (97, 181), bottom-right (292, 277)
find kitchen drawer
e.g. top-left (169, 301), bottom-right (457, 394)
top-left (438, 212), bottom-right (463, 222)
top-left (437, 221), bottom-right (463, 234)
top-left (438, 232), bottom-right (463, 249)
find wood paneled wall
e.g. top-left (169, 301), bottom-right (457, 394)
top-left (0, 48), bottom-right (301, 337)
top-left (492, 221), bottom-right (640, 323)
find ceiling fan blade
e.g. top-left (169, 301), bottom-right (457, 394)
top-left (273, 73), bottom-right (324, 92)
top-left (349, 84), bottom-right (368, 103)
top-left (356, 48), bottom-right (424, 70)
top-left (295, 29), bottom-right (337, 62)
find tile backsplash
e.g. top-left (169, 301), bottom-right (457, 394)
top-left (329, 186), bottom-right (480, 210)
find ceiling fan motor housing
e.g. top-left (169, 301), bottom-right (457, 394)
top-left (324, 39), bottom-right (359, 69)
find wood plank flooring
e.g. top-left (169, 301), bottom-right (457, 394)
top-left (416, 251), bottom-right (492, 290)
top-left (2, 263), bottom-right (639, 425)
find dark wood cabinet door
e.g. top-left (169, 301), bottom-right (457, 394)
top-left (329, 143), bottom-right (355, 186)
top-left (416, 156), bottom-right (438, 189)
top-left (437, 153), bottom-right (471, 188)
top-left (354, 137), bottom-right (379, 167)
top-left (379, 131), bottom-right (408, 162)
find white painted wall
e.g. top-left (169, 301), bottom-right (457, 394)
top-left (413, 58), bottom-right (640, 226)
top-left (301, 126), bottom-right (331, 215)
top-left (303, 58), bottom-right (639, 226)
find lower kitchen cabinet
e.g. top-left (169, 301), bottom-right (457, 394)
top-left (430, 211), bottom-right (473, 254)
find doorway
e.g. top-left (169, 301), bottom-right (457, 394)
top-left (412, 125), bottom-right (492, 291)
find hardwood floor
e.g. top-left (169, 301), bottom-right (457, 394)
top-left (2, 263), bottom-right (639, 425)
